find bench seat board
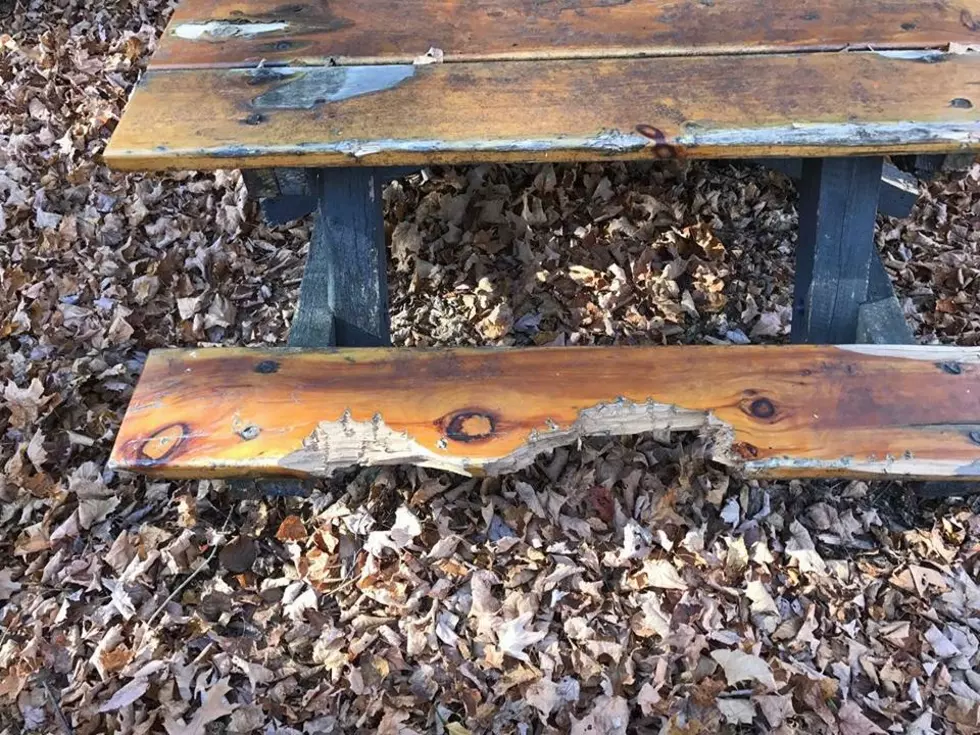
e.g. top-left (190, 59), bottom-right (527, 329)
top-left (103, 51), bottom-right (980, 170)
top-left (110, 345), bottom-right (980, 480)
top-left (154, 0), bottom-right (980, 68)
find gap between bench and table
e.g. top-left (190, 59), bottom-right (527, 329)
top-left (118, 158), bottom-right (980, 490)
top-left (267, 157), bottom-right (915, 349)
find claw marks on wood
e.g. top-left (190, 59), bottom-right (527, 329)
top-left (249, 66), bottom-right (415, 110)
top-left (110, 346), bottom-right (980, 481)
top-left (279, 396), bottom-right (721, 476)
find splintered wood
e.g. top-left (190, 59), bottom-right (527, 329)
top-left (110, 345), bottom-right (980, 480)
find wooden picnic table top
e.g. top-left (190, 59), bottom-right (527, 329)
top-left (104, 0), bottom-right (980, 170)
top-left (151, 0), bottom-right (980, 67)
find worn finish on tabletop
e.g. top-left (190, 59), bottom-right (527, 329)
top-left (110, 345), bottom-right (980, 480)
top-left (152, 0), bottom-right (980, 68)
top-left (103, 52), bottom-right (980, 170)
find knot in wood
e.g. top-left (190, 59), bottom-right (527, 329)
top-left (741, 396), bottom-right (776, 420)
top-left (140, 423), bottom-right (188, 462)
top-left (443, 410), bottom-right (497, 443)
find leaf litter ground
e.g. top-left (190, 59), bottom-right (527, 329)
top-left (2, 2), bottom-right (980, 733)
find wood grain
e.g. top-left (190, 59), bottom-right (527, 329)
top-left (152, 0), bottom-right (980, 68)
top-left (103, 51), bottom-right (980, 170)
top-left (110, 345), bottom-right (980, 480)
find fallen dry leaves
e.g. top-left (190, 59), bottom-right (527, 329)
top-left (3, 1), bottom-right (980, 734)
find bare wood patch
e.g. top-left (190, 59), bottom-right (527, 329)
top-left (172, 21), bottom-right (288, 41)
top-left (280, 400), bottom-right (729, 477)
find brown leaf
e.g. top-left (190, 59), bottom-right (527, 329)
top-left (838, 701), bottom-right (886, 735)
top-left (276, 515), bottom-right (308, 542)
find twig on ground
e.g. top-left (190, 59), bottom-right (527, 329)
top-left (146, 515), bottom-right (231, 626)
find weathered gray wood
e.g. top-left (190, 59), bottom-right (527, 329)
top-left (288, 167), bottom-right (390, 348)
top-left (792, 157), bottom-right (884, 344)
top-left (242, 168), bottom-right (316, 199)
top-left (893, 153), bottom-right (977, 179)
top-left (857, 253), bottom-right (915, 344)
top-left (244, 167), bottom-right (417, 225)
top-left (877, 163), bottom-right (920, 220)
top-left (913, 481), bottom-right (980, 498)
top-left (259, 195), bottom-right (318, 225)
top-left (749, 159), bottom-right (918, 219)
top-left (242, 168), bottom-right (317, 225)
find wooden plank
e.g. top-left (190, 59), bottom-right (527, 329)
top-left (152, 0), bottom-right (980, 68)
top-left (288, 168), bottom-right (391, 348)
top-left (110, 345), bottom-right (980, 480)
top-left (857, 253), bottom-right (916, 345)
top-left (792, 157), bottom-right (883, 343)
top-left (103, 52), bottom-right (980, 171)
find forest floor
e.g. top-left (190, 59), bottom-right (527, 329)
top-left (2, 1), bottom-right (980, 733)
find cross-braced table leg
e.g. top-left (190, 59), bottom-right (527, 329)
top-left (289, 167), bottom-right (391, 348)
top-left (790, 158), bottom-right (970, 496)
top-left (238, 167), bottom-right (392, 496)
top-left (792, 156), bottom-right (913, 345)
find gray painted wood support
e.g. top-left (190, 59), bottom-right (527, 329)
top-left (792, 157), bottom-right (884, 344)
top-left (877, 163), bottom-right (920, 220)
top-left (244, 167), bottom-right (392, 496)
top-left (856, 253), bottom-right (915, 345)
top-left (243, 167), bottom-right (417, 226)
top-left (288, 167), bottom-right (391, 348)
top-left (893, 153), bottom-right (977, 180)
top-left (750, 158), bottom-right (918, 219)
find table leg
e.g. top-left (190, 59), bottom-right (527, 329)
top-left (792, 156), bottom-right (884, 344)
top-left (289, 167), bottom-right (391, 348)
top-left (239, 168), bottom-right (391, 497)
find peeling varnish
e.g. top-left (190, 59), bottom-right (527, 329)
top-left (279, 399), bottom-right (736, 477)
top-left (872, 49), bottom-right (948, 62)
top-left (838, 345), bottom-right (980, 362)
top-left (186, 120), bottom-right (978, 164)
top-left (676, 121), bottom-right (980, 149)
top-left (200, 129), bottom-right (652, 161)
top-left (249, 66), bottom-right (415, 109)
top-left (172, 21), bottom-right (289, 41)
top-left (745, 455), bottom-right (980, 479)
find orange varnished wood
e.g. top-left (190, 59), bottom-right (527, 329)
top-left (109, 345), bottom-right (980, 480)
top-left (153, 0), bottom-right (980, 68)
top-left (103, 51), bottom-right (980, 170)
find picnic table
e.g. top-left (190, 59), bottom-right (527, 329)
top-left (105, 0), bottom-right (980, 481)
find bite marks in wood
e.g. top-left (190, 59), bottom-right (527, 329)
top-left (279, 397), bottom-right (729, 477)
